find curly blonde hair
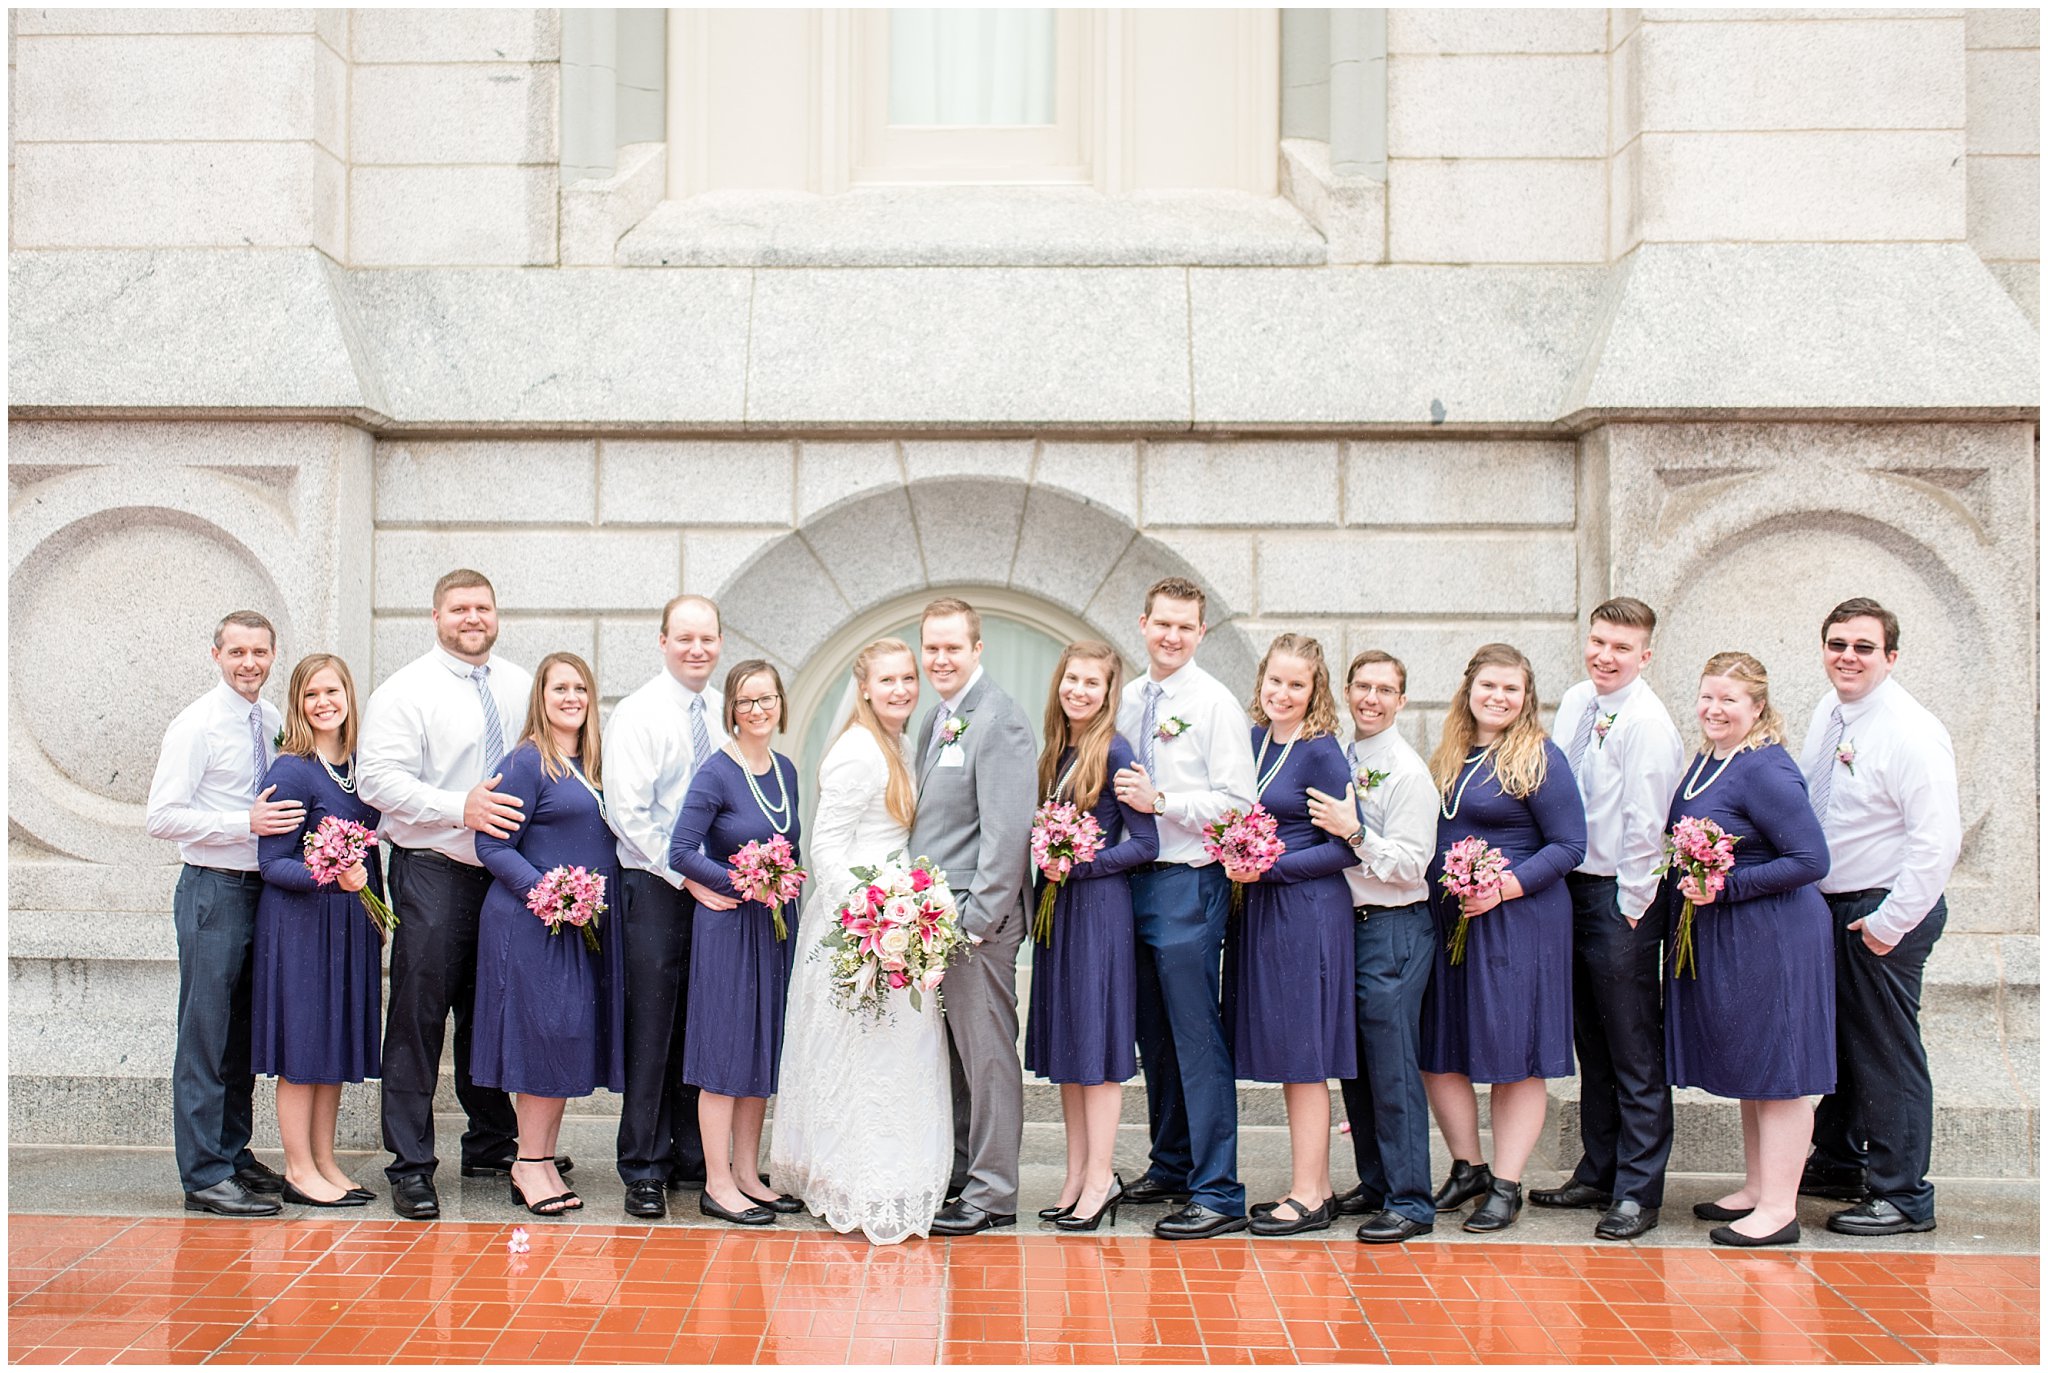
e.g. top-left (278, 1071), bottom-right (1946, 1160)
top-left (1429, 643), bottom-right (1549, 799)
top-left (1698, 651), bottom-right (1787, 753)
top-left (1248, 633), bottom-right (1341, 740)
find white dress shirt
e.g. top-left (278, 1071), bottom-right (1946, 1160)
top-left (605, 670), bottom-right (727, 886)
top-left (1115, 659), bottom-right (1256, 866)
top-left (1797, 677), bottom-right (1962, 945)
top-left (145, 679), bottom-right (284, 870)
top-left (1554, 676), bottom-right (1688, 920)
top-left (1341, 727), bottom-right (1437, 909)
top-left (357, 645), bottom-right (533, 865)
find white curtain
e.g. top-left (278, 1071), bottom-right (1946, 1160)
top-left (889, 8), bottom-right (1056, 126)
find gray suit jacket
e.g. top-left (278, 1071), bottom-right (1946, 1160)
top-left (909, 673), bottom-right (1038, 942)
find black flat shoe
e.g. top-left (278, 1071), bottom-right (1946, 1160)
top-left (1529, 1179), bottom-right (1611, 1210)
top-left (1433, 1160), bottom-right (1494, 1212)
top-left (625, 1181), bottom-right (667, 1218)
top-left (1333, 1184), bottom-right (1379, 1217)
top-left (1248, 1195), bottom-right (1333, 1237)
top-left (283, 1180), bottom-right (368, 1208)
top-left (1124, 1175), bottom-right (1194, 1206)
top-left (391, 1175), bottom-right (439, 1221)
top-left (1712, 1219), bottom-right (1800, 1247)
top-left (345, 1186), bottom-right (376, 1202)
top-left (1154, 1202), bottom-right (1248, 1241)
top-left (1357, 1209), bottom-right (1433, 1244)
top-left (1595, 1200), bottom-right (1658, 1240)
top-left (744, 1191), bottom-right (804, 1215)
top-left (1462, 1177), bottom-right (1523, 1233)
top-left (1056, 1176), bottom-right (1125, 1232)
top-left (183, 1179), bottom-right (282, 1217)
top-left (1693, 1200), bottom-right (1754, 1222)
top-left (700, 1193), bottom-right (776, 1226)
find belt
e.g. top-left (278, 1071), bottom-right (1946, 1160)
top-left (1354, 900), bottom-right (1426, 921)
top-left (188, 864), bottom-right (261, 884)
top-left (1823, 886), bottom-right (1890, 903)
top-left (1133, 860), bottom-right (1191, 876)
top-left (397, 846), bottom-right (485, 875)
top-left (1567, 871), bottom-right (1618, 885)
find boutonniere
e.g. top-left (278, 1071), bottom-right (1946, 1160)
top-left (940, 716), bottom-right (969, 747)
top-left (1358, 767), bottom-right (1390, 794)
top-left (1155, 715), bottom-right (1190, 742)
top-left (1592, 711), bottom-right (1618, 747)
top-left (1836, 739), bottom-right (1856, 776)
top-left (272, 728), bottom-right (284, 749)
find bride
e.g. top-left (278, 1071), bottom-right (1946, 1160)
top-left (771, 637), bottom-right (952, 1243)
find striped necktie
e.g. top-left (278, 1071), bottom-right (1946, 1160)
top-left (1567, 698), bottom-right (1599, 773)
top-left (1807, 706), bottom-right (1846, 825)
top-left (471, 665), bottom-right (505, 774)
top-left (248, 702), bottom-right (269, 792)
top-left (689, 694), bottom-right (714, 768)
top-left (1140, 681), bottom-right (1164, 774)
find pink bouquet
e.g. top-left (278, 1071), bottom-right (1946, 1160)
top-left (301, 816), bottom-right (397, 934)
top-left (1438, 836), bottom-right (1510, 966)
top-left (1661, 815), bottom-right (1738, 979)
top-left (525, 865), bottom-right (605, 954)
top-left (1029, 800), bottom-right (1105, 944)
top-left (820, 852), bottom-right (964, 1019)
top-left (729, 834), bottom-right (806, 942)
top-left (1202, 805), bottom-right (1285, 912)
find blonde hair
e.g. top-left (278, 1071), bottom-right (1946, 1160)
top-left (1699, 651), bottom-right (1787, 753)
top-left (1247, 633), bottom-right (1341, 740)
top-left (278, 653), bottom-right (359, 760)
top-left (1430, 643), bottom-right (1550, 799)
top-left (842, 637), bottom-right (918, 831)
top-left (1037, 641), bottom-right (1126, 811)
top-left (521, 652), bottom-right (603, 785)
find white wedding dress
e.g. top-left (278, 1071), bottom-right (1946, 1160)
top-left (770, 726), bottom-right (953, 1244)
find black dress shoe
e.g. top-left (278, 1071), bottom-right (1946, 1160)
top-left (184, 1178), bottom-right (282, 1217)
top-left (930, 1199), bottom-right (1016, 1236)
top-left (1154, 1202), bottom-right (1248, 1241)
top-left (1712, 1219), bottom-right (1800, 1247)
top-left (1357, 1209), bottom-right (1433, 1244)
top-left (1432, 1160), bottom-right (1494, 1212)
top-left (1825, 1199), bottom-right (1936, 1236)
top-left (1333, 1183), bottom-right (1379, 1217)
top-left (391, 1175), bottom-right (440, 1221)
top-left (1462, 1177), bottom-right (1524, 1233)
top-left (666, 1175), bottom-right (707, 1193)
top-left (625, 1181), bottom-right (667, 1218)
top-left (1248, 1196), bottom-right (1332, 1237)
top-left (1595, 1200), bottom-right (1659, 1240)
top-left (235, 1158), bottom-right (286, 1194)
top-left (1693, 1200), bottom-right (1753, 1222)
top-left (463, 1152), bottom-right (574, 1178)
top-left (283, 1180), bottom-right (368, 1208)
top-left (700, 1193), bottom-right (775, 1226)
top-left (1797, 1162), bottom-right (1867, 1202)
top-left (1529, 1179), bottom-right (1611, 1210)
top-left (1124, 1175), bottom-right (1195, 1206)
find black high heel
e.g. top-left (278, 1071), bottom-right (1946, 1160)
top-left (1056, 1174), bottom-right (1125, 1232)
top-left (1038, 1201), bottom-right (1078, 1222)
top-left (509, 1156), bottom-right (578, 1217)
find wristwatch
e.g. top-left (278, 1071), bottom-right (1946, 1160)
top-left (1152, 791), bottom-right (1167, 815)
top-left (1345, 828), bottom-right (1365, 850)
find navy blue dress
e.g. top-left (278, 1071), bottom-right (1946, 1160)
top-left (1422, 741), bottom-right (1587, 1083)
top-left (472, 742), bottom-right (627, 1098)
top-left (252, 754), bottom-right (385, 1084)
top-left (1224, 729), bottom-right (1361, 1083)
top-left (670, 749), bottom-right (804, 1099)
top-left (1024, 736), bottom-right (1160, 1086)
top-left (1664, 744), bottom-right (1835, 1100)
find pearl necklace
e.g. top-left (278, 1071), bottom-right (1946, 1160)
top-left (318, 753), bottom-right (356, 795)
top-left (1253, 729), bottom-right (1299, 798)
top-left (1680, 749), bottom-right (1737, 801)
top-left (1440, 748), bottom-right (1490, 821)
top-left (564, 757), bottom-right (606, 820)
top-left (735, 747), bottom-right (793, 834)
top-left (1047, 752), bottom-right (1082, 804)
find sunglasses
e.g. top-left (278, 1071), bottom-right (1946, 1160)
top-left (1824, 639), bottom-right (1885, 658)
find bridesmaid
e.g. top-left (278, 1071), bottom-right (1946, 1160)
top-left (252, 653), bottom-right (384, 1206)
top-left (670, 659), bottom-right (806, 1226)
top-left (1023, 641), bottom-right (1159, 1232)
top-left (1224, 633), bottom-right (1360, 1237)
top-left (472, 651), bottom-right (627, 1217)
top-left (1666, 652), bottom-right (1834, 1247)
top-left (1422, 643), bottom-right (1587, 1233)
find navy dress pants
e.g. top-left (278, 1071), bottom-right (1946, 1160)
top-left (172, 865), bottom-right (264, 1193)
top-left (1337, 901), bottom-right (1436, 1225)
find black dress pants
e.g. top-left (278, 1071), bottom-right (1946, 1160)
top-left (615, 869), bottom-right (705, 1185)
top-left (1810, 888), bottom-right (1946, 1223)
top-left (380, 847), bottom-right (518, 1181)
top-left (1565, 873), bottom-right (1673, 1206)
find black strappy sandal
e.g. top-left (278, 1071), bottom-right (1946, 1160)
top-left (509, 1156), bottom-right (579, 1216)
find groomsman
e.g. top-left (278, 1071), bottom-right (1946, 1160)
top-left (606, 594), bottom-right (729, 1218)
top-left (1533, 598), bottom-right (1685, 1240)
top-left (1305, 651), bottom-right (1439, 1244)
top-left (147, 611), bottom-right (297, 1216)
top-left (1799, 597), bottom-right (1961, 1236)
top-left (359, 569), bottom-right (549, 1220)
top-left (1112, 577), bottom-right (1256, 1240)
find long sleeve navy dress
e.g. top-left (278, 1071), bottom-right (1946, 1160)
top-left (1024, 735), bottom-right (1160, 1086)
top-left (252, 753), bottom-right (385, 1084)
top-left (471, 741), bottom-right (627, 1098)
top-left (670, 748), bottom-right (804, 1099)
top-left (1224, 728), bottom-right (1361, 1084)
top-left (1421, 740), bottom-right (1588, 1083)
top-left (1663, 743), bottom-right (1835, 1100)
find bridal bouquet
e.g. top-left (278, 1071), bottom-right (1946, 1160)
top-left (1438, 836), bottom-right (1509, 966)
top-left (1660, 815), bottom-right (1738, 979)
top-left (729, 834), bottom-right (806, 942)
top-left (1029, 800), bottom-right (1104, 944)
top-left (526, 865), bottom-right (605, 954)
top-left (820, 853), bottom-right (963, 1019)
top-left (1201, 804), bottom-right (1285, 912)
top-left (301, 816), bottom-right (397, 934)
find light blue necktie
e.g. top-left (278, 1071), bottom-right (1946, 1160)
top-left (689, 694), bottom-right (713, 768)
top-left (1567, 698), bottom-right (1599, 773)
top-left (1807, 705), bottom-right (1846, 825)
top-left (471, 665), bottom-right (505, 774)
top-left (248, 703), bottom-right (269, 794)
top-left (1140, 681), bottom-right (1163, 774)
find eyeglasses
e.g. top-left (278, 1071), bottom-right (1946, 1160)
top-left (1351, 684), bottom-right (1403, 699)
top-left (1825, 639), bottom-right (1884, 658)
top-left (733, 693), bottom-right (782, 714)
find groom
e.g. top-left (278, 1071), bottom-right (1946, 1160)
top-left (910, 596), bottom-right (1038, 1236)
